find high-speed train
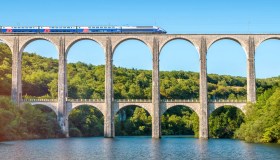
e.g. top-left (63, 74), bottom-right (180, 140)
top-left (0, 26), bottom-right (167, 34)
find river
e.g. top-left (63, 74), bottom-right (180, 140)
top-left (0, 136), bottom-right (280, 160)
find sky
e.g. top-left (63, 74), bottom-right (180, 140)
top-left (1, 0), bottom-right (280, 78)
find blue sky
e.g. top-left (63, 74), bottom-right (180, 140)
top-left (1, 0), bottom-right (280, 78)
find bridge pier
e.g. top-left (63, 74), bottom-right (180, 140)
top-left (57, 37), bottom-right (68, 137)
top-left (104, 37), bottom-right (114, 138)
top-left (152, 38), bottom-right (161, 138)
top-left (199, 37), bottom-right (209, 139)
top-left (247, 37), bottom-right (256, 103)
top-left (11, 37), bottom-right (22, 105)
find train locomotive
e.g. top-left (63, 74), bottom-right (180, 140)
top-left (0, 26), bottom-right (167, 34)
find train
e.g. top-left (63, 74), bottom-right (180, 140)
top-left (0, 26), bottom-right (167, 34)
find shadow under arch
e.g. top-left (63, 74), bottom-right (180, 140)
top-left (0, 41), bottom-right (12, 95)
top-left (68, 104), bottom-right (104, 137)
top-left (65, 38), bottom-right (105, 56)
top-left (208, 37), bottom-right (248, 58)
top-left (209, 105), bottom-right (245, 138)
top-left (159, 37), bottom-right (199, 57)
top-left (114, 105), bottom-right (152, 136)
top-left (161, 105), bottom-right (199, 136)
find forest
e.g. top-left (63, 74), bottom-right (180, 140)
top-left (0, 43), bottom-right (279, 143)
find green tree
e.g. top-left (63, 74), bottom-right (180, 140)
top-left (68, 105), bottom-right (104, 137)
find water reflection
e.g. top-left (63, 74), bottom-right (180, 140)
top-left (196, 139), bottom-right (209, 159)
top-left (151, 139), bottom-right (161, 160)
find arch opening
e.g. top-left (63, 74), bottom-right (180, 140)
top-left (21, 40), bottom-right (58, 99)
top-left (113, 40), bottom-right (152, 99)
top-left (24, 104), bottom-right (62, 138)
top-left (0, 41), bottom-right (12, 96)
top-left (115, 105), bottom-right (152, 136)
top-left (67, 40), bottom-right (105, 99)
top-left (159, 39), bottom-right (199, 100)
top-left (113, 38), bottom-right (151, 54)
top-left (255, 39), bottom-right (280, 97)
top-left (209, 105), bottom-right (245, 138)
top-left (68, 105), bottom-right (104, 137)
top-left (161, 105), bottom-right (199, 137)
top-left (207, 39), bottom-right (247, 101)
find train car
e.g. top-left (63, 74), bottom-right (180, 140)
top-left (0, 26), bottom-right (167, 34)
top-left (39, 26), bottom-right (76, 33)
top-left (121, 26), bottom-right (166, 34)
top-left (1, 26), bottom-right (38, 33)
top-left (76, 26), bottom-right (121, 33)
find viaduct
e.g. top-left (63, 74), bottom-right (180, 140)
top-left (0, 33), bottom-right (279, 139)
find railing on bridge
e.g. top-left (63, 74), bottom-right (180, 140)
top-left (22, 98), bottom-right (246, 103)
top-left (160, 99), bottom-right (199, 102)
top-left (68, 99), bottom-right (105, 102)
top-left (208, 99), bottom-right (247, 103)
top-left (115, 99), bottom-right (152, 102)
top-left (22, 99), bottom-right (57, 102)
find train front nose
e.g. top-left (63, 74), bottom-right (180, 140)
top-left (159, 28), bottom-right (166, 33)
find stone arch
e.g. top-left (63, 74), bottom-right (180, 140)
top-left (207, 37), bottom-right (248, 58)
top-left (67, 103), bottom-right (105, 118)
top-left (255, 37), bottom-right (280, 78)
top-left (19, 37), bottom-right (59, 55)
top-left (160, 104), bottom-right (200, 136)
top-left (112, 37), bottom-right (152, 56)
top-left (158, 38), bottom-right (200, 98)
top-left (159, 37), bottom-right (199, 57)
top-left (0, 37), bottom-right (13, 51)
top-left (160, 103), bottom-right (200, 116)
top-left (29, 102), bottom-right (58, 116)
top-left (0, 39), bottom-right (13, 95)
top-left (114, 103), bottom-right (153, 116)
top-left (67, 103), bottom-right (104, 137)
top-left (65, 37), bottom-right (105, 56)
top-left (20, 37), bottom-right (59, 98)
top-left (255, 36), bottom-right (280, 50)
top-left (209, 103), bottom-right (246, 115)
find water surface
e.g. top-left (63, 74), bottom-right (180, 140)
top-left (0, 137), bottom-right (280, 160)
